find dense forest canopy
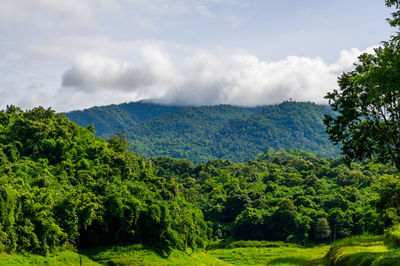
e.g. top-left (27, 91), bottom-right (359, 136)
top-left (1, 106), bottom-right (399, 256)
top-left (67, 101), bottom-right (340, 163)
top-left (0, 106), bottom-right (210, 255)
top-left (66, 101), bottom-right (183, 138)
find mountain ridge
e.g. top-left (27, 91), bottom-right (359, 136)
top-left (66, 101), bottom-right (340, 162)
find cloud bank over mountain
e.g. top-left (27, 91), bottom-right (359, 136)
top-left (0, 0), bottom-right (392, 111)
top-left (62, 45), bottom-right (376, 107)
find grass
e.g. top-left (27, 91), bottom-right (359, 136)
top-left (3, 235), bottom-right (400, 265)
top-left (0, 249), bottom-right (99, 265)
top-left (207, 239), bottom-right (301, 250)
top-left (83, 244), bottom-right (230, 265)
top-left (209, 245), bottom-right (330, 265)
top-left (324, 234), bottom-right (400, 266)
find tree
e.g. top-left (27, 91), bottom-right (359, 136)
top-left (324, 39), bottom-right (400, 169)
top-left (107, 132), bottom-right (130, 153)
top-left (328, 208), bottom-right (353, 242)
top-left (314, 218), bottom-right (331, 241)
top-left (324, 1), bottom-right (400, 170)
top-left (386, 0), bottom-right (400, 28)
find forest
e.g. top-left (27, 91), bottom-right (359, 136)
top-left (3, 0), bottom-right (400, 265)
top-left (1, 105), bottom-right (400, 265)
top-left (67, 101), bottom-right (340, 163)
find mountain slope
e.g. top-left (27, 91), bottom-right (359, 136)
top-left (126, 102), bottom-right (338, 162)
top-left (126, 105), bottom-right (262, 162)
top-left (66, 101), bottom-right (182, 138)
top-left (66, 101), bottom-right (339, 162)
top-left (214, 102), bottom-right (338, 161)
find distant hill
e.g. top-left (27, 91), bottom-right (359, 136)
top-left (66, 101), bottom-right (182, 138)
top-left (66, 101), bottom-right (340, 162)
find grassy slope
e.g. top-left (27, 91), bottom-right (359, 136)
top-left (209, 246), bottom-right (330, 265)
top-left (325, 235), bottom-right (400, 266)
top-left (3, 236), bottom-right (400, 265)
top-left (83, 244), bottom-right (230, 266)
top-left (0, 250), bottom-right (99, 266)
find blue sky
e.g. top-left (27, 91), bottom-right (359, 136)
top-left (0, 0), bottom-right (396, 111)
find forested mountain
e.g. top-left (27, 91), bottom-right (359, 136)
top-left (2, 105), bottom-right (400, 264)
top-left (0, 106), bottom-right (396, 255)
top-left (66, 101), bottom-right (182, 138)
top-left (67, 101), bottom-right (339, 162)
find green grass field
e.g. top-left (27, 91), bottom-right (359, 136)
top-left (208, 245), bottom-right (330, 265)
top-left (0, 250), bottom-right (99, 266)
top-left (2, 235), bottom-right (400, 265)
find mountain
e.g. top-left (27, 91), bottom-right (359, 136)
top-left (66, 101), bottom-right (340, 162)
top-left (66, 101), bottom-right (183, 138)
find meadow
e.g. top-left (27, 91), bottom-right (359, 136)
top-left (2, 235), bottom-right (400, 265)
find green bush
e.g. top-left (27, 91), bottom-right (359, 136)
top-left (385, 225), bottom-right (400, 249)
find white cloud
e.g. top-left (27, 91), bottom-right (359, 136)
top-left (62, 46), bottom-right (178, 94)
top-left (0, 0), bottom-right (386, 112)
top-left (61, 45), bottom-right (377, 107)
top-left (334, 46), bottom-right (377, 70)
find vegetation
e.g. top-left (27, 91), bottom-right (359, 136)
top-left (0, 106), bottom-right (211, 255)
top-left (5, 236), bottom-right (400, 265)
top-left (151, 149), bottom-right (399, 245)
top-left (3, 4), bottom-right (400, 262)
top-left (1, 104), bottom-right (399, 262)
top-left (83, 244), bottom-right (229, 266)
top-left (323, 234), bottom-right (400, 266)
top-left (208, 241), bottom-right (330, 265)
top-left (66, 101), bottom-right (182, 138)
top-left (0, 249), bottom-right (99, 266)
top-left (324, 0), bottom-right (400, 171)
top-left (68, 101), bottom-right (340, 163)
top-left (324, 40), bottom-right (400, 169)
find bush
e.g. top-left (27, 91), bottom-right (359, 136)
top-left (385, 225), bottom-right (400, 249)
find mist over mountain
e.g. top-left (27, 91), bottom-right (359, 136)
top-left (66, 101), bottom-right (339, 162)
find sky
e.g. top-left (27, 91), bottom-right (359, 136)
top-left (0, 0), bottom-right (396, 111)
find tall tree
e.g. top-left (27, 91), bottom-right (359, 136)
top-left (324, 1), bottom-right (400, 169)
top-left (386, 0), bottom-right (400, 28)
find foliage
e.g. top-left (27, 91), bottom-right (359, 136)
top-left (152, 149), bottom-right (393, 245)
top-left (83, 244), bottom-right (229, 266)
top-left (1, 104), bottom-right (398, 260)
top-left (0, 106), bottom-right (210, 255)
top-left (386, 0), bottom-right (400, 28)
top-left (324, 234), bottom-right (400, 266)
top-left (0, 248), bottom-right (99, 266)
top-left (325, 40), bottom-right (400, 169)
top-left (324, 0), bottom-right (400, 170)
top-left (66, 101), bottom-right (182, 138)
top-left (384, 224), bottom-right (400, 248)
top-left (67, 101), bottom-right (340, 163)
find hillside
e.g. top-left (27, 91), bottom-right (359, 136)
top-left (67, 101), bottom-right (340, 162)
top-left (0, 106), bottom-right (210, 255)
top-left (1, 106), bottom-right (400, 265)
top-left (66, 101), bottom-right (182, 138)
